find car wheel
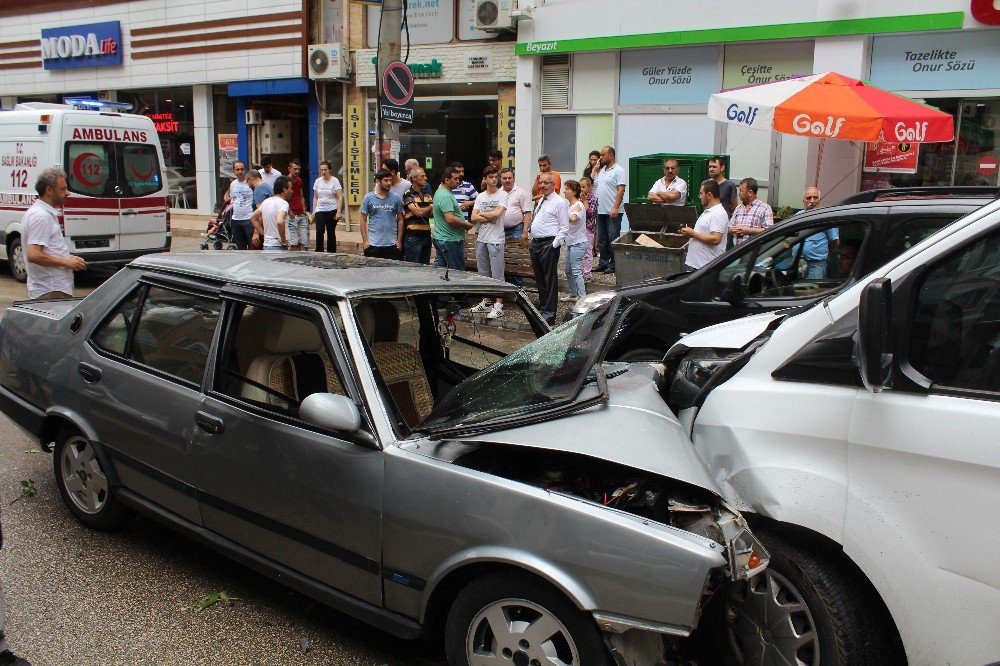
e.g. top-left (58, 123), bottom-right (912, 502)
top-left (8, 236), bottom-right (27, 283)
top-left (721, 529), bottom-right (895, 666)
top-left (617, 347), bottom-right (664, 362)
top-left (445, 573), bottom-right (612, 666)
top-left (53, 427), bottom-right (131, 530)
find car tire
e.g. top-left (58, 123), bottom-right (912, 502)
top-left (445, 572), bottom-right (612, 666)
top-left (719, 529), bottom-right (898, 666)
top-left (8, 236), bottom-right (27, 283)
top-left (617, 347), bottom-right (664, 362)
top-left (53, 427), bottom-right (131, 531)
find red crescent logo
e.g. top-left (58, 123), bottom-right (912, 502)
top-left (72, 152), bottom-right (101, 187)
top-left (130, 159), bottom-right (154, 181)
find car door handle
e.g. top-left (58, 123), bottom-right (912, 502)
top-left (78, 363), bottom-right (102, 383)
top-left (122, 209), bottom-right (137, 216)
top-left (195, 411), bottom-right (225, 435)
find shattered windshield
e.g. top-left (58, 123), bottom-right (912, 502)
top-left (419, 297), bottom-right (620, 433)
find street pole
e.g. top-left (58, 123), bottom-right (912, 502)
top-left (376, 0), bottom-right (402, 162)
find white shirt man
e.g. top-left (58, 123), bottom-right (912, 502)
top-left (23, 170), bottom-right (86, 298)
top-left (529, 176), bottom-right (570, 324)
top-left (251, 178), bottom-right (293, 249)
top-left (648, 159), bottom-right (687, 206)
top-left (259, 160), bottom-right (280, 187)
top-left (680, 182), bottom-right (730, 270)
top-left (470, 169), bottom-right (509, 319)
top-left (500, 169), bottom-right (532, 238)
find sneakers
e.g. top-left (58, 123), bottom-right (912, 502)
top-left (0, 650), bottom-right (32, 666)
top-left (470, 299), bottom-right (492, 313)
top-left (559, 294), bottom-right (576, 302)
top-left (486, 303), bottom-right (504, 319)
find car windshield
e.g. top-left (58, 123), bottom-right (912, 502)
top-left (419, 297), bottom-right (620, 434)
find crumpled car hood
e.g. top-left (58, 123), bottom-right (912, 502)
top-left (672, 311), bottom-right (785, 352)
top-left (457, 365), bottom-right (721, 494)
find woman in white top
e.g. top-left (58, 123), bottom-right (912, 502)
top-left (312, 160), bottom-right (343, 252)
top-left (560, 180), bottom-right (590, 301)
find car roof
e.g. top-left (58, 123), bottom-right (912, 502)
top-left (132, 252), bottom-right (515, 298)
top-left (783, 196), bottom-right (994, 222)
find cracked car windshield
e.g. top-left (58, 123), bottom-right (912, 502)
top-left (419, 300), bottom-right (617, 432)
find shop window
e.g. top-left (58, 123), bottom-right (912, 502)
top-left (542, 116), bottom-right (577, 173)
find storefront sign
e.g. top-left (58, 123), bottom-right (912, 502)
top-left (619, 46), bottom-right (719, 106)
top-left (467, 54), bottom-right (493, 74)
top-left (971, 0), bottom-right (1000, 25)
top-left (497, 85), bottom-right (516, 170)
top-left (369, 57), bottom-right (442, 79)
top-left (145, 112), bottom-right (180, 134)
top-left (870, 29), bottom-right (1000, 91)
top-left (368, 0), bottom-right (454, 46)
top-left (218, 134), bottom-right (238, 179)
top-left (40, 22), bottom-right (122, 70)
top-left (722, 42), bottom-right (813, 89)
top-left (346, 105), bottom-right (364, 206)
top-left (323, 0), bottom-right (344, 43)
top-left (863, 142), bottom-right (919, 174)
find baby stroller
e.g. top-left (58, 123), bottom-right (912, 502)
top-left (200, 200), bottom-right (239, 250)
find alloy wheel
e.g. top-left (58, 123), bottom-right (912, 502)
top-left (467, 598), bottom-right (580, 666)
top-left (10, 241), bottom-right (26, 282)
top-left (59, 435), bottom-right (109, 515)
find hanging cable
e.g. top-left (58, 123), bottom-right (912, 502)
top-left (403, 0), bottom-right (410, 64)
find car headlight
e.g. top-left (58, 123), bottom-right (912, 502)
top-left (572, 291), bottom-right (615, 315)
top-left (664, 347), bottom-right (746, 411)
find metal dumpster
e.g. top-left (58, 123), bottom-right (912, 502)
top-left (613, 204), bottom-right (696, 286)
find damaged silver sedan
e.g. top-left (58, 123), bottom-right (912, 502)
top-left (0, 252), bottom-right (767, 665)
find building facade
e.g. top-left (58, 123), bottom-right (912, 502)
top-left (514, 0), bottom-right (1000, 210)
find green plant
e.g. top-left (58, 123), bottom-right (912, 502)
top-left (10, 479), bottom-right (36, 504)
top-left (197, 591), bottom-right (235, 611)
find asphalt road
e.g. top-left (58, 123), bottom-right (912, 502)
top-left (0, 236), bottom-right (434, 666)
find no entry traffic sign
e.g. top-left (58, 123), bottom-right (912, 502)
top-left (978, 155), bottom-right (999, 179)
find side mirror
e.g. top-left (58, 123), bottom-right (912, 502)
top-left (300, 393), bottom-right (362, 433)
top-left (721, 273), bottom-right (746, 303)
top-left (857, 278), bottom-right (893, 391)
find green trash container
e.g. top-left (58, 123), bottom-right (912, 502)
top-left (628, 152), bottom-right (727, 209)
top-left (612, 204), bottom-right (696, 285)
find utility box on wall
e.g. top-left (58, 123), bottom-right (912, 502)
top-left (261, 120), bottom-right (291, 154)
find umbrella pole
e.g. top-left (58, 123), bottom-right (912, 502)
top-left (814, 137), bottom-right (825, 189)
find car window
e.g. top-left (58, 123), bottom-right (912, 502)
top-left (214, 304), bottom-right (347, 417)
top-left (91, 285), bottom-right (221, 385)
top-left (65, 142), bottom-right (113, 197)
top-left (876, 217), bottom-right (956, 267)
top-left (120, 143), bottom-right (163, 196)
top-left (728, 221), bottom-right (868, 300)
top-left (905, 229), bottom-right (1000, 394)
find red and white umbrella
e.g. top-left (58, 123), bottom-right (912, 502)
top-left (708, 72), bottom-right (954, 144)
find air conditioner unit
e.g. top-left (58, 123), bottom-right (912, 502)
top-left (245, 109), bottom-right (263, 125)
top-left (308, 43), bottom-right (348, 80)
top-left (475, 0), bottom-right (514, 31)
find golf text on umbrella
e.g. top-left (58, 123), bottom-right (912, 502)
top-left (727, 104), bottom-right (760, 127)
top-left (793, 114), bottom-right (847, 138)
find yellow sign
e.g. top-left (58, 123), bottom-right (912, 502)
top-left (347, 104), bottom-right (364, 206)
top-left (497, 85), bottom-right (516, 170)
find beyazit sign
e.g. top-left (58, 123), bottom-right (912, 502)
top-left (619, 46), bottom-right (719, 106)
top-left (864, 141), bottom-right (919, 174)
top-left (870, 29), bottom-right (1000, 91)
top-left (40, 21), bottom-right (122, 70)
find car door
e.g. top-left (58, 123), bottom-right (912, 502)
top-left (846, 226), bottom-right (1000, 663)
top-left (680, 214), bottom-right (880, 332)
top-left (62, 116), bottom-right (121, 252)
top-left (113, 113), bottom-right (168, 251)
top-left (191, 288), bottom-right (384, 606)
top-left (80, 274), bottom-right (222, 524)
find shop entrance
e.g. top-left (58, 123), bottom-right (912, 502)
top-left (862, 98), bottom-right (1000, 189)
top-left (369, 97), bottom-right (496, 188)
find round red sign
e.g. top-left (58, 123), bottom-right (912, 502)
top-left (978, 155), bottom-right (999, 177)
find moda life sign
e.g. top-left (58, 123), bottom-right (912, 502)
top-left (619, 46), bottom-right (719, 106)
top-left (870, 29), bottom-right (1000, 90)
top-left (40, 21), bottom-right (123, 70)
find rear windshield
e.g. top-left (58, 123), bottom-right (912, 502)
top-left (65, 141), bottom-right (163, 197)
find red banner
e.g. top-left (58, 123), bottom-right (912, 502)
top-left (863, 141), bottom-right (919, 174)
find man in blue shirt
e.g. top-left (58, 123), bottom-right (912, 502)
top-left (248, 170), bottom-right (273, 209)
top-left (360, 169), bottom-right (404, 260)
top-left (795, 187), bottom-right (838, 278)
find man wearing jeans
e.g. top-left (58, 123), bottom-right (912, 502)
top-left (432, 166), bottom-right (473, 270)
top-left (594, 145), bottom-right (626, 274)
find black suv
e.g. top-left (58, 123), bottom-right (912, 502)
top-left (579, 187), bottom-right (1000, 361)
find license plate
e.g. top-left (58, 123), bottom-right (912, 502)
top-left (75, 239), bottom-right (111, 249)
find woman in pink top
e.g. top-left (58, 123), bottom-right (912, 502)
top-left (580, 176), bottom-right (598, 276)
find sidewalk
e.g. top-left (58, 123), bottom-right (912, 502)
top-left (169, 213), bottom-right (618, 297)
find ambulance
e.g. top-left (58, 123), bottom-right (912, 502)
top-left (0, 100), bottom-right (171, 282)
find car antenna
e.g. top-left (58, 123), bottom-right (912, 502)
top-left (441, 266), bottom-right (450, 281)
